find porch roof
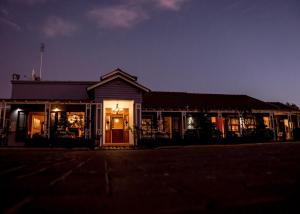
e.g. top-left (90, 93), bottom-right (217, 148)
top-left (1, 99), bottom-right (94, 104)
top-left (142, 92), bottom-right (278, 111)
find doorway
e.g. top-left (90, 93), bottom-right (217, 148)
top-left (103, 100), bottom-right (134, 145)
top-left (105, 107), bottom-right (129, 143)
top-left (111, 115), bottom-right (124, 143)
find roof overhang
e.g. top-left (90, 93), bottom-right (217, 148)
top-left (87, 74), bottom-right (150, 92)
top-left (100, 68), bottom-right (137, 81)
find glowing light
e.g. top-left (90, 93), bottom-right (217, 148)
top-left (14, 108), bottom-right (23, 113)
top-left (113, 103), bottom-right (124, 114)
top-left (187, 116), bottom-right (194, 129)
top-left (53, 107), bottom-right (60, 112)
top-left (115, 118), bottom-right (119, 123)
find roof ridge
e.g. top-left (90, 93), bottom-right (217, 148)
top-left (150, 91), bottom-right (248, 96)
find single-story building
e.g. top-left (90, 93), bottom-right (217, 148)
top-left (1, 68), bottom-right (299, 147)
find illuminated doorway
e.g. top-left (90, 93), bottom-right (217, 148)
top-left (28, 112), bottom-right (45, 138)
top-left (111, 115), bottom-right (125, 143)
top-left (103, 100), bottom-right (133, 145)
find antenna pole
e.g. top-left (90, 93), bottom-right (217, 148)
top-left (39, 43), bottom-right (45, 80)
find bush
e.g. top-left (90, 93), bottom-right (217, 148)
top-left (184, 128), bottom-right (221, 144)
top-left (25, 135), bottom-right (50, 147)
top-left (293, 128), bottom-right (300, 141)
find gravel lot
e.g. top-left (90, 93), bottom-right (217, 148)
top-left (1, 142), bottom-right (300, 213)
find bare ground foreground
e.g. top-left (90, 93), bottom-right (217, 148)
top-left (1, 143), bottom-right (300, 214)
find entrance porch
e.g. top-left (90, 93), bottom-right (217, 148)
top-left (102, 100), bottom-right (135, 146)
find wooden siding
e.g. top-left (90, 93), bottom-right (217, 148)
top-left (11, 81), bottom-right (94, 100)
top-left (94, 78), bottom-right (143, 103)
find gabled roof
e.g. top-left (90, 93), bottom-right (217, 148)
top-left (143, 91), bottom-right (276, 111)
top-left (100, 68), bottom-right (137, 81)
top-left (87, 69), bottom-right (150, 92)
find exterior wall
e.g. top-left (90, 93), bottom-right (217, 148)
top-left (141, 110), bottom-right (300, 142)
top-left (3, 70), bottom-right (300, 146)
top-left (94, 79), bottom-right (143, 103)
top-left (2, 100), bottom-right (300, 147)
top-left (11, 81), bottom-right (94, 100)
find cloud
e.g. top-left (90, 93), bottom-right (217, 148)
top-left (42, 16), bottom-right (78, 38)
top-left (155, 0), bottom-right (189, 11)
top-left (0, 8), bottom-right (9, 16)
top-left (0, 17), bottom-right (21, 31)
top-left (10, 0), bottom-right (48, 5)
top-left (86, 0), bottom-right (192, 29)
top-left (0, 8), bottom-right (21, 31)
top-left (87, 5), bottom-right (148, 29)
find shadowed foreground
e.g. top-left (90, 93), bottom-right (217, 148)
top-left (1, 143), bottom-right (300, 213)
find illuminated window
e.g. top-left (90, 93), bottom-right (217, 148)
top-left (142, 118), bottom-right (153, 136)
top-left (244, 118), bottom-right (256, 129)
top-left (187, 116), bottom-right (194, 129)
top-left (67, 112), bottom-right (85, 138)
top-left (263, 117), bottom-right (270, 128)
top-left (228, 118), bottom-right (239, 132)
top-left (284, 119), bottom-right (289, 128)
top-left (211, 117), bottom-right (217, 124)
top-left (112, 117), bottom-right (123, 129)
top-left (51, 111), bottom-right (85, 138)
top-left (163, 117), bottom-right (172, 138)
top-left (29, 112), bottom-right (45, 138)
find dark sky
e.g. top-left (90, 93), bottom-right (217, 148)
top-left (1, 0), bottom-right (300, 105)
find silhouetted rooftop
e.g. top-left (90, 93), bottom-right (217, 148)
top-left (143, 91), bottom-right (278, 111)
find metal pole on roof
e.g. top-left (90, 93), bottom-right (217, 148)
top-left (39, 43), bottom-right (45, 80)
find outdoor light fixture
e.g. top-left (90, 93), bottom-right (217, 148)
top-left (53, 106), bottom-right (60, 112)
top-left (113, 104), bottom-right (123, 114)
top-left (113, 104), bottom-right (119, 114)
top-left (14, 108), bottom-right (22, 115)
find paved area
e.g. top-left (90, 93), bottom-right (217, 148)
top-left (1, 143), bottom-right (300, 213)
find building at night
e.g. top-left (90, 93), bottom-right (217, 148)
top-left (1, 68), bottom-right (300, 147)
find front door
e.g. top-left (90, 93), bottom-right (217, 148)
top-left (16, 111), bottom-right (27, 142)
top-left (111, 116), bottom-right (124, 143)
top-left (105, 107), bottom-right (130, 144)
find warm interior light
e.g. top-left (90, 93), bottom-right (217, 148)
top-left (113, 104), bottom-right (119, 113)
top-left (53, 107), bottom-right (60, 112)
top-left (115, 118), bottom-right (119, 123)
top-left (112, 104), bottom-right (124, 114)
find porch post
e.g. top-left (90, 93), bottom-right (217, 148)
top-left (0, 103), bottom-right (2, 129)
top-left (271, 113), bottom-right (277, 141)
top-left (96, 103), bottom-right (102, 147)
top-left (85, 104), bottom-right (91, 139)
top-left (238, 112), bottom-right (243, 137)
top-left (89, 104), bottom-right (92, 139)
top-left (288, 113), bottom-right (293, 139)
top-left (135, 103), bottom-right (142, 145)
top-left (3, 102), bottom-right (6, 130)
top-left (217, 112), bottom-right (224, 138)
top-left (134, 103), bottom-right (142, 127)
top-left (157, 111), bottom-right (162, 132)
top-left (181, 111), bottom-right (186, 139)
top-left (269, 112), bottom-right (273, 130)
top-left (44, 103), bottom-right (51, 139)
top-left (297, 115), bottom-right (300, 128)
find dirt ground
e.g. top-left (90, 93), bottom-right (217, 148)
top-left (1, 142), bottom-right (300, 213)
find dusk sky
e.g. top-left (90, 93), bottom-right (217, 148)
top-left (1, 0), bottom-right (300, 105)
